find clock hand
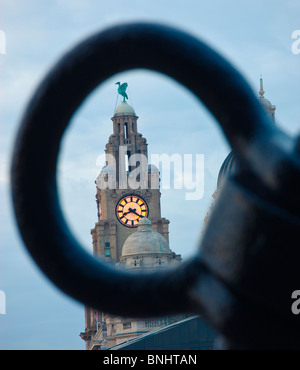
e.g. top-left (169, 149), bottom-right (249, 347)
top-left (123, 209), bottom-right (133, 216)
top-left (122, 207), bottom-right (143, 218)
top-left (131, 209), bottom-right (142, 217)
top-left (122, 208), bottom-right (136, 216)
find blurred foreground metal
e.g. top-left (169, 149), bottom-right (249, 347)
top-left (11, 22), bottom-right (300, 349)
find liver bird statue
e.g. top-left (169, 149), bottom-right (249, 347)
top-left (115, 82), bottom-right (128, 102)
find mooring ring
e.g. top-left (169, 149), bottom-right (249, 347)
top-left (11, 22), bottom-right (274, 318)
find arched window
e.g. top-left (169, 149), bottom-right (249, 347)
top-left (124, 122), bottom-right (129, 138)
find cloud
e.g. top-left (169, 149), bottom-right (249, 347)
top-left (0, 163), bottom-right (10, 185)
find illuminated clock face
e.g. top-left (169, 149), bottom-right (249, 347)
top-left (115, 195), bottom-right (149, 228)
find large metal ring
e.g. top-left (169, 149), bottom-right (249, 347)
top-left (10, 23), bottom-right (286, 326)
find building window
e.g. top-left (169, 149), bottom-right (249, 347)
top-left (123, 322), bottom-right (132, 330)
top-left (105, 242), bottom-right (110, 257)
top-left (145, 320), bottom-right (159, 328)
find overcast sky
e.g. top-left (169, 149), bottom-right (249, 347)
top-left (0, 0), bottom-right (299, 350)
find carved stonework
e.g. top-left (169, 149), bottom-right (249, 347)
top-left (81, 99), bottom-right (174, 350)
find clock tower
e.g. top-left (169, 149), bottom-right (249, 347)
top-left (91, 95), bottom-right (170, 263)
top-left (80, 85), bottom-right (183, 349)
top-left (79, 84), bottom-right (187, 349)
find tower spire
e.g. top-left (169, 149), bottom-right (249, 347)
top-left (259, 75), bottom-right (265, 97)
top-left (258, 76), bottom-right (276, 123)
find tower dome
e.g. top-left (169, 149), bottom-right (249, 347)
top-left (114, 101), bottom-right (136, 116)
top-left (99, 165), bottom-right (115, 175)
top-left (122, 218), bottom-right (171, 257)
top-left (259, 77), bottom-right (276, 122)
top-left (216, 78), bottom-right (276, 191)
top-left (217, 151), bottom-right (238, 189)
top-left (96, 165), bottom-right (116, 189)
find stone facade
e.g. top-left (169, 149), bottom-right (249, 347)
top-left (80, 99), bottom-right (182, 350)
top-left (91, 101), bottom-right (170, 261)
